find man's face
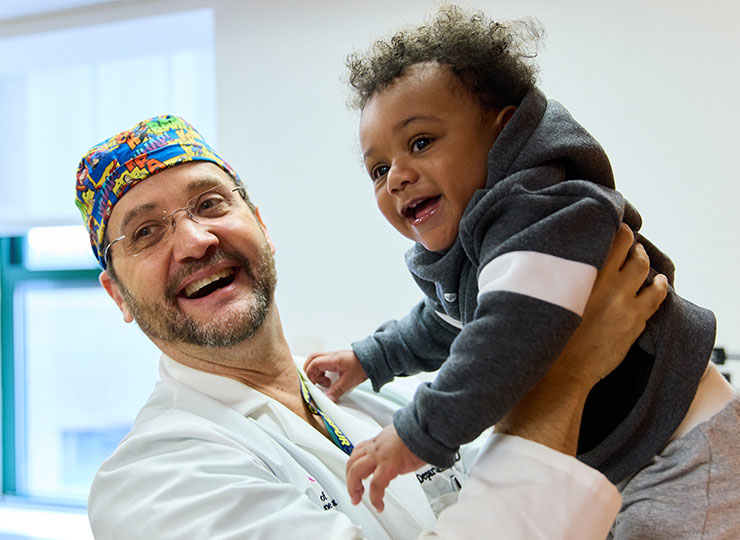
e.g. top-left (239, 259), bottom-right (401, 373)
top-left (359, 63), bottom-right (503, 252)
top-left (102, 162), bottom-right (277, 348)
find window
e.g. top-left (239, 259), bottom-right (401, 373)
top-left (0, 7), bottom-right (217, 521)
top-left (2, 234), bottom-right (162, 502)
top-left (0, 8), bottom-right (218, 232)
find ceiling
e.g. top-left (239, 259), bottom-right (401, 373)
top-left (0, 0), bottom-right (120, 21)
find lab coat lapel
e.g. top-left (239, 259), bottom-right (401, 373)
top-left (306, 378), bottom-right (438, 531)
top-left (263, 399), bottom-right (349, 471)
top-left (162, 355), bottom-right (436, 533)
top-left (251, 419), bottom-right (395, 540)
top-left (255, 418), bottom-right (431, 540)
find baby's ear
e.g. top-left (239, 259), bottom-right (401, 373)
top-left (99, 271), bottom-right (134, 323)
top-left (495, 105), bottom-right (518, 135)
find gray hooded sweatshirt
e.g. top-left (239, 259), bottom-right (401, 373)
top-left (351, 88), bottom-right (716, 484)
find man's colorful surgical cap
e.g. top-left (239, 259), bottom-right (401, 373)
top-left (75, 114), bottom-right (242, 269)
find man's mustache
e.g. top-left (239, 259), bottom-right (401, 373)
top-left (164, 250), bottom-right (254, 303)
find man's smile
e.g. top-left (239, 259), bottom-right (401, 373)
top-left (182, 267), bottom-right (237, 299)
top-left (169, 255), bottom-right (248, 304)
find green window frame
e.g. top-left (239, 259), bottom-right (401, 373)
top-left (1, 236), bottom-right (99, 500)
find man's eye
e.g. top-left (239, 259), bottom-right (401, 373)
top-left (133, 225), bottom-right (153, 240)
top-left (195, 194), bottom-right (227, 214)
top-left (411, 137), bottom-right (432, 152)
top-left (371, 165), bottom-right (389, 180)
top-left (130, 223), bottom-right (164, 247)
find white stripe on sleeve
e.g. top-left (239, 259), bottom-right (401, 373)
top-left (477, 251), bottom-right (597, 316)
top-left (434, 311), bottom-right (463, 330)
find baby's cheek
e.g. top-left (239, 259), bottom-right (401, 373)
top-left (384, 213), bottom-right (410, 235)
top-left (376, 200), bottom-right (395, 224)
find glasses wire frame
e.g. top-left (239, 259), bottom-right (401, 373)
top-left (103, 185), bottom-right (246, 268)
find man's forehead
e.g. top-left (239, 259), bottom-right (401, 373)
top-left (108, 162), bottom-right (234, 227)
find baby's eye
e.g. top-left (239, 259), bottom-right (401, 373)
top-left (371, 165), bottom-right (390, 181)
top-left (411, 137), bottom-right (432, 152)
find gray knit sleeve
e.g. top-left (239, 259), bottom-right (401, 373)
top-left (351, 297), bottom-right (459, 392)
top-left (393, 179), bottom-right (626, 467)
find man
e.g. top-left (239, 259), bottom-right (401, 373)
top-left (77, 115), bottom-right (667, 539)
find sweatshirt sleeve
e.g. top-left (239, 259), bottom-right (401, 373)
top-left (351, 297), bottom-right (460, 392)
top-left (394, 178), bottom-right (626, 467)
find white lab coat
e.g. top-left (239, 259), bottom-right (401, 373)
top-left (87, 355), bottom-right (620, 539)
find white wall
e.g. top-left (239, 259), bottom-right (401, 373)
top-left (2, 0), bottom-right (737, 353)
top-left (212, 0), bottom-right (740, 354)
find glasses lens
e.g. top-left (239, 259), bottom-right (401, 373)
top-left (111, 184), bottom-right (245, 261)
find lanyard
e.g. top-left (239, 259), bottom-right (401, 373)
top-left (298, 371), bottom-right (355, 456)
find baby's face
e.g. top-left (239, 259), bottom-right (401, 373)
top-left (359, 63), bottom-right (502, 252)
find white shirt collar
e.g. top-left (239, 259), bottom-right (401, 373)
top-left (157, 352), bottom-right (437, 532)
top-left (159, 352), bottom-right (279, 417)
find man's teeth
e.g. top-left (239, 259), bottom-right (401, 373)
top-left (184, 268), bottom-right (233, 298)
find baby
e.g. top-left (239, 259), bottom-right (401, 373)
top-left (305, 6), bottom-right (737, 537)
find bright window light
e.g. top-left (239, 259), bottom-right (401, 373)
top-left (26, 226), bottom-right (98, 270)
top-left (1, 7), bottom-right (217, 513)
top-left (0, 505), bottom-right (93, 540)
top-left (0, 8), bottom-right (217, 234)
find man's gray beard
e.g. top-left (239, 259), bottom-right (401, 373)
top-left (116, 243), bottom-right (277, 348)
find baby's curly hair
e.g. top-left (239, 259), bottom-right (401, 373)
top-left (346, 4), bottom-right (543, 112)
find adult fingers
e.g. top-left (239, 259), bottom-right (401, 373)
top-left (619, 243), bottom-right (651, 293)
top-left (602, 223), bottom-right (635, 274)
top-left (636, 273), bottom-right (668, 317)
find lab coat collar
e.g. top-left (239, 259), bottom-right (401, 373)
top-left (159, 353), bottom-right (384, 463)
top-left (160, 353), bottom-right (354, 466)
top-left (159, 353), bottom-right (270, 416)
top-left (159, 353), bottom-right (437, 531)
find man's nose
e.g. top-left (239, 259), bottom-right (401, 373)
top-left (169, 213), bottom-right (219, 262)
top-left (386, 159), bottom-right (419, 194)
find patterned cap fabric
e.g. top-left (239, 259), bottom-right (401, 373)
top-left (75, 115), bottom-right (242, 269)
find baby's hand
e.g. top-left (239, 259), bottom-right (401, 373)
top-left (345, 424), bottom-right (425, 512)
top-left (303, 350), bottom-right (368, 402)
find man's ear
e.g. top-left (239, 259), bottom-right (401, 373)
top-left (253, 206), bottom-right (276, 255)
top-left (99, 270), bottom-right (134, 323)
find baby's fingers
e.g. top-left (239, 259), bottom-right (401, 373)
top-left (326, 377), bottom-right (348, 402)
top-left (368, 467), bottom-right (393, 513)
top-left (346, 447), bottom-right (374, 505)
top-left (303, 354), bottom-right (334, 386)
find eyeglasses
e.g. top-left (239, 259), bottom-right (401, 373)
top-left (104, 185), bottom-right (246, 267)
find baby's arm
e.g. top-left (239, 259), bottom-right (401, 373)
top-left (351, 298), bottom-right (459, 391)
top-left (303, 350), bottom-right (368, 402)
top-left (346, 225), bottom-right (668, 513)
top-left (304, 295), bottom-right (458, 400)
top-left (396, 180), bottom-right (629, 468)
top-left (425, 232), bottom-right (667, 539)
top-left (494, 225), bottom-right (668, 454)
